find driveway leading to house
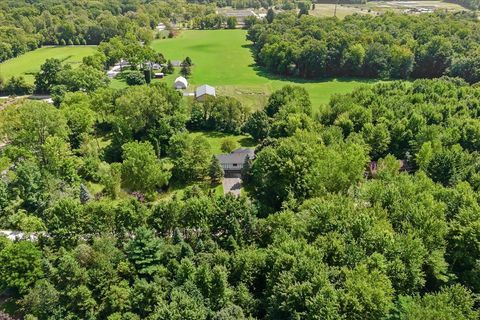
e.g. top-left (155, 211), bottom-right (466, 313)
top-left (223, 173), bottom-right (242, 196)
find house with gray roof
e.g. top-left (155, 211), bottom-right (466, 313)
top-left (195, 84), bottom-right (216, 101)
top-left (216, 148), bottom-right (254, 173)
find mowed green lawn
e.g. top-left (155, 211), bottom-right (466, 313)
top-left (189, 131), bottom-right (256, 154)
top-left (151, 30), bottom-right (377, 111)
top-left (0, 45), bottom-right (97, 84)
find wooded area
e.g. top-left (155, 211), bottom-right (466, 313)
top-left (1, 0), bottom-right (480, 319)
top-left (248, 12), bottom-right (480, 82)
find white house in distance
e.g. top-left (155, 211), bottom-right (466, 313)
top-left (216, 148), bottom-right (255, 173)
top-left (195, 84), bottom-right (216, 101)
top-left (174, 76), bottom-right (188, 89)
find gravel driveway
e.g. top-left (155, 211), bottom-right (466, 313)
top-left (223, 173), bottom-right (242, 196)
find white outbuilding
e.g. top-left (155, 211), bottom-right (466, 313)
top-left (195, 84), bottom-right (216, 101)
top-left (174, 76), bottom-right (188, 89)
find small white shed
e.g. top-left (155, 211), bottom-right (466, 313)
top-left (174, 76), bottom-right (188, 89)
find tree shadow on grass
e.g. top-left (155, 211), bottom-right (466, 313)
top-left (249, 64), bottom-right (381, 85)
top-left (191, 131), bottom-right (257, 149)
top-left (238, 136), bottom-right (257, 148)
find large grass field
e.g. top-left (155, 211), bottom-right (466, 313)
top-left (0, 45), bottom-right (97, 84)
top-left (309, 1), bottom-right (468, 18)
top-left (150, 30), bottom-right (377, 112)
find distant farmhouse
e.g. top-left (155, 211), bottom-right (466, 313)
top-left (216, 148), bottom-right (254, 173)
top-left (195, 84), bottom-right (216, 101)
top-left (175, 76), bottom-right (188, 89)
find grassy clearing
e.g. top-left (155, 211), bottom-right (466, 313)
top-left (150, 30), bottom-right (377, 112)
top-left (189, 131), bottom-right (257, 154)
top-left (0, 45), bottom-right (97, 84)
top-left (310, 1), bottom-right (468, 18)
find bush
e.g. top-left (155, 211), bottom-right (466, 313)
top-left (125, 70), bottom-right (146, 86)
top-left (221, 138), bottom-right (238, 153)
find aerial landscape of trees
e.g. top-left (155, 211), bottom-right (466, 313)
top-left (2, 0), bottom-right (480, 319)
top-left (2, 72), bottom-right (480, 318)
top-left (248, 11), bottom-right (480, 83)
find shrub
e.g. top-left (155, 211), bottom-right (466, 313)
top-left (2, 76), bottom-right (34, 95)
top-left (125, 70), bottom-right (146, 86)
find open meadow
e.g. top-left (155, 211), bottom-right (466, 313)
top-left (0, 45), bottom-right (97, 84)
top-left (150, 29), bottom-right (377, 112)
top-left (309, 1), bottom-right (467, 18)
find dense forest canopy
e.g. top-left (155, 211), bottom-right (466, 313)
top-left (2, 0), bottom-right (480, 318)
top-left (0, 0), bottom-right (218, 62)
top-left (1, 76), bottom-right (480, 319)
top-left (248, 11), bottom-right (480, 83)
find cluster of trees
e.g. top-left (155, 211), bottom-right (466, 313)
top-left (448, 0), bottom-right (480, 9)
top-left (192, 14), bottom-right (239, 29)
top-left (0, 76), bottom-right (34, 96)
top-left (34, 57), bottom-right (110, 96)
top-left (2, 66), bottom-right (480, 318)
top-left (319, 78), bottom-right (480, 186)
top-left (248, 11), bottom-right (480, 82)
top-left (98, 34), bottom-right (165, 70)
top-left (0, 0), bottom-right (176, 63)
top-left (189, 97), bottom-right (251, 133)
top-left (192, 0), bottom-right (275, 9)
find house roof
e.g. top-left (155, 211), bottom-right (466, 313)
top-left (174, 76), bottom-right (188, 87)
top-left (196, 84), bottom-right (216, 97)
top-left (216, 148), bottom-right (255, 165)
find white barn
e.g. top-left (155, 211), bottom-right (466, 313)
top-left (195, 84), bottom-right (216, 101)
top-left (174, 76), bottom-right (188, 89)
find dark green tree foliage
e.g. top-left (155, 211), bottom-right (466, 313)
top-left (126, 227), bottom-right (162, 278)
top-left (265, 85), bottom-right (311, 117)
top-left (248, 12), bottom-right (480, 82)
top-left (181, 65), bottom-right (192, 78)
top-left (108, 83), bottom-right (187, 159)
top-left (35, 58), bottom-right (62, 93)
top-left (121, 141), bottom-right (171, 194)
top-left (189, 97), bottom-right (250, 134)
top-left (252, 131), bottom-right (368, 209)
top-left (168, 133), bottom-right (212, 183)
top-left (0, 241), bottom-right (43, 294)
top-left (1, 76), bottom-right (34, 95)
top-left (209, 156), bottom-right (224, 185)
top-left (162, 60), bottom-right (175, 74)
top-left (3, 19), bottom-right (480, 320)
top-left (125, 70), bottom-right (146, 86)
top-left (242, 111), bottom-right (271, 141)
top-left (79, 183), bottom-right (92, 204)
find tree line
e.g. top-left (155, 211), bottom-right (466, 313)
top-left (247, 11), bottom-right (480, 83)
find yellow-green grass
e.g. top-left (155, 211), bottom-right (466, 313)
top-left (189, 131), bottom-right (257, 154)
top-left (0, 45), bottom-right (97, 84)
top-left (149, 30), bottom-right (377, 112)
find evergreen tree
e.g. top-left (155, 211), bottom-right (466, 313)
top-left (209, 156), bottom-right (224, 185)
top-left (266, 8), bottom-right (275, 23)
top-left (162, 60), bottom-right (174, 74)
top-left (79, 184), bottom-right (92, 204)
top-left (125, 227), bottom-right (162, 278)
top-left (241, 155), bottom-right (252, 184)
top-left (180, 65), bottom-right (191, 78)
top-left (183, 57), bottom-right (193, 67)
